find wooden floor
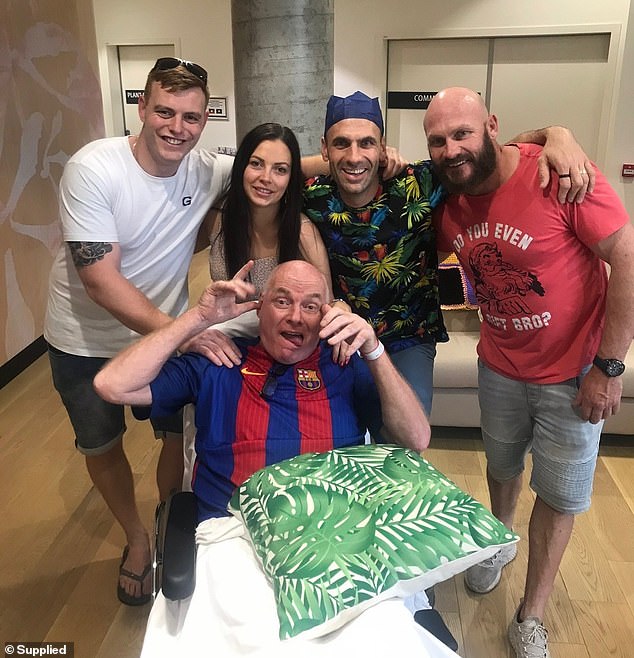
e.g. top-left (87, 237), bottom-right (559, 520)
top-left (2, 252), bottom-right (633, 657)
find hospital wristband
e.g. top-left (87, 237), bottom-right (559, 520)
top-left (360, 340), bottom-right (385, 361)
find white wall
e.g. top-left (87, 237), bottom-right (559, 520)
top-left (334, 0), bottom-right (634, 213)
top-left (89, 0), bottom-right (633, 214)
top-left (609, 0), bottom-right (634, 213)
top-left (91, 0), bottom-right (236, 152)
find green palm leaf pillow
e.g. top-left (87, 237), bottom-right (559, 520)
top-left (229, 444), bottom-right (518, 641)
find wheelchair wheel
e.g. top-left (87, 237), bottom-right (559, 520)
top-left (152, 500), bottom-right (166, 600)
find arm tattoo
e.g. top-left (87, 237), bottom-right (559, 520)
top-left (68, 241), bottom-right (113, 268)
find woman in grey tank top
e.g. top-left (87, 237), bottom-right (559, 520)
top-left (205, 122), bottom-right (333, 298)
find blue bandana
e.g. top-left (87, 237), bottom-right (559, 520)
top-left (324, 91), bottom-right (384, 136)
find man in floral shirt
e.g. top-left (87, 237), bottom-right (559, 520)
top-left (303, 92), bottom-right (446, 422)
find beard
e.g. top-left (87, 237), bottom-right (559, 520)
top-left (433, 130), bottom-right (498, 194)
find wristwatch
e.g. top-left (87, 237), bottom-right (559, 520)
top-left (593, 355), bottom-right (626, 377)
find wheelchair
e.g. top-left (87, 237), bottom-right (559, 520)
top-left (152, 490), bottom-right (198, 601)
top-left (151, 489), bottom-right (458, 653)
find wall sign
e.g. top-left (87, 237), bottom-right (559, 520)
top-left (387, 91), bottom-right (482, 110)
top-left (387, 91), bottom-right (437, 110)
top-left (207, 96), bottom-right (228, 120)
top-left (125, 89), bottom-right (144, 104)
top-left (622, 163), bottom-right (634, 178)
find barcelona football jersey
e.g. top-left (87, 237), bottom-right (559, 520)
top-left (137, 339), bottom-right (376, 521)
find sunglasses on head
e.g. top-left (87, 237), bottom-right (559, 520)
top-left (151, 57), bottom-right (208, 85)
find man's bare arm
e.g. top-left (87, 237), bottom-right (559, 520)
top-left (510, 126), bottom-right (595, 203)
top-left (319, 305), bottom-right (431, 451)
top-left (94, 264), bottom-right (258, 406)
top-left (573, 222), bottom-right (634, 423)
top-left (301, 154), bottom-right (329, 179)
top-left (70, 241), bottom-right (173, 335)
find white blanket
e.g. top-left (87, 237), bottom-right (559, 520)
top-left (141, 516), bottom-right (461, 658)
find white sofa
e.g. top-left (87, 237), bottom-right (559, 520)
top-left (431, 309), bottom-right (634, 436)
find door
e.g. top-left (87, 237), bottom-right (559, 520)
top-left (386, 33), bottom-right (610, 163)
top-left (490, 34), bottom-right (609, 155)
top-left (117, 44), bottom-right (175, 136)
top-left (386, 38), bottom-right (490, 162)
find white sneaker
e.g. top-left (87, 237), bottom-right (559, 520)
top-left (464, 542), bottom-right (517, 593)
top-left (508, 602), bottom-right (550, 658)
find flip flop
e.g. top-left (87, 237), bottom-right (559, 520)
top-left (117, 545), bottom-right (152, 606)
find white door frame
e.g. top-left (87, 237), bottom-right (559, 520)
top-left (99, 38), bottom-right (181, 138)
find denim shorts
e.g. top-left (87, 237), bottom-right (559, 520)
top-left (359, 339), bottom-right (436, 444)
top-left (48, 344), bottom-right (182, 456)
top-left (386, 339), bottom-right (436, 417)
top-left (478, 360), bottom-right (602, 514)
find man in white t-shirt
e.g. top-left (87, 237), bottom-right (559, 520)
top-left (45, 58), bottom-right (234, 606)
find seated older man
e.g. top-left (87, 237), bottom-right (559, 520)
top-left (93, 260), bottom-right (470, 657)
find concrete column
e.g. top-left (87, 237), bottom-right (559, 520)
top-left (231, 0), bottom-right (333, 155)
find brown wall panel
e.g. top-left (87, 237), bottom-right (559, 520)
top-left (0, 0), bottom-right (104, 366)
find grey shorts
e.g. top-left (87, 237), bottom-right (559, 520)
top-left (48, 344), bottom-right (182, 456)
top-left (478, 360), bottom-right (602, 515)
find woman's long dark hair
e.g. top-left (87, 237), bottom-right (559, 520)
top-left (221, 123), bottom-right (304, 277)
